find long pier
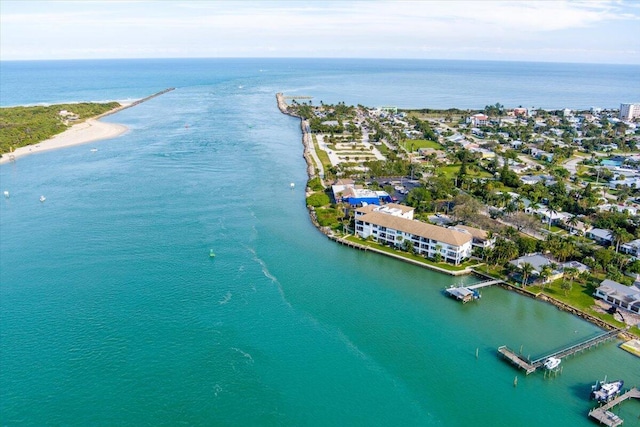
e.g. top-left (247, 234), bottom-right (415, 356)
top-left (588, 387), bottom-right (640, 426)
top-left (467, 279), bottom-right (503, 289)
top-left (498, 329), bottom-right (622, 375)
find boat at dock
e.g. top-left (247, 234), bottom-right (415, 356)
top-left (444, 285), bottom-right (480, 303)
top-left (591, 379), bottom-right (624, 403)
top-left (543, 356), bottom-right (561, 370)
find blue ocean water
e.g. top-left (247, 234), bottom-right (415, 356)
top-left (1, 59), bottom-right (639, 426)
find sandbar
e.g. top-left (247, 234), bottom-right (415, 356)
top-left (0, 106), bottom-right (130, 165)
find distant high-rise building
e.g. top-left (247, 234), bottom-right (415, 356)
top-left (619, 103), bottom-right (640, 120)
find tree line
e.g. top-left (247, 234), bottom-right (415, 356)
top-left (0, 102), bottom-right (120, 155)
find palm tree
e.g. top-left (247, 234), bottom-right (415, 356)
top-left (567, 214), bottom-right (579, 234)
top-left (611, 227), bottom-right (632, 253)
top-left (505, 201), bottom-right (517, 216)
top-left (520, 262), bottom-right (535, 286)
top-left (562, 266), bottom-right (579, 296)
top-left (539, 265), bottom-right (552, 289)
top-left (546, 204), bottom-right (559, 231)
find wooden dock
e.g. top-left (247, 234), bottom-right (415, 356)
top-left (588, 387), bottom-right (640, 426)
top-left (498, 329), bottom-right (622, 375)
top-left (467, 279), bottom-right (503, 290)
top-left (498, 346), bottom-right (537, 374)
top-left (444, 279), bottom-right (503, 303)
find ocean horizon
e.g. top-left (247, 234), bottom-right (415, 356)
top-left (1, 58), bottom-right (638, 426)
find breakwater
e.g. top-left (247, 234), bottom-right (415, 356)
top-left (98, 87), bottom-right (175, 119)
top-left (276, 93), bottom-right (317, 180)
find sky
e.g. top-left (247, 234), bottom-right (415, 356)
top-left (1, 1), bottom-right (639, 64)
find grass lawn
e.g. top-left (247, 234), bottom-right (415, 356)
top-left (527, 279), bottom-right (636, 335)
top-left (375, 143), bottom-right (390, 155)
top-left (437, 164), bottom-right (493, 180)
top-left (312, 135), bottom-right (333, 169)
top-left (406, 139), bottom-right (444, 150)
top-left (344, 235), bottom-right (468, 272)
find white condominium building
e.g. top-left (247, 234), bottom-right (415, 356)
top-left (354, 211), bottom-right (473, 265)
top-left (619, 103), bottom-right (640, 121)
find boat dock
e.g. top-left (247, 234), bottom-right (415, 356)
top-left (467, 279), bottom-right (503, 289)
top-left (588, 387), bottom-right (640, 426)
top-left (444, 286), bottom-right (479, 303)
top-left (498, 329), bottom-right (622, 375)
top-left (444, 279), bottom-right (503, 303)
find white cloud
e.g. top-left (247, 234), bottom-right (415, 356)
top-left (1, 0), bottom-right (638, 63)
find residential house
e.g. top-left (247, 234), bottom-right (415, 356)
top-left (509, 253), bottom-right (563, 284)
top-left (520, 175), bottom-right (556, 186)
top-left (562, 260), bottom-right (590, 274)
top-left (534, 207), bottom-right (571, 226)
top-left (586, 228), bottom-right (613, 246)
top-left (531, 148), bottom-right (553, 162)
top-left (354, 212), bottom-right (473, 264)
top-left (598, 204), bottom-right (639, 215)
top-left (594, 279), bottom-right (640, 314)
top-left (621, 239), bottom-right (640, 258)
top-left (467, 113), bottom-right (489, 127)
top-left (513, 108), bottom-right (528, 117)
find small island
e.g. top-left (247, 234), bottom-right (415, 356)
top-left (277, 93), bottom-right (640, 343)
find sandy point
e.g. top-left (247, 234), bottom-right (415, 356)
top-left (0, 118), bottom-right (129, 165)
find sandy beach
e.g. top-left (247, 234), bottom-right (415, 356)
top-left (0, 114), bottom-right (129, 165)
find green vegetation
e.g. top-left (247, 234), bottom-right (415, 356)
top-left (307, 177), bottom-right (324, 192)
top-left (306, 193), bottom-right (330, 208)
top-left (311, 135), bottom-right (332, 170)
top-left (404, 139), bottom-right (444, 150)
top-left (0, 102), bottom-right (120, 154)
top-left (315, 206), bottom-right (342, 229)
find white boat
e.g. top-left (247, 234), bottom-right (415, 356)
top-left (3, 190), bottom-right (9, 198)
top-left (39, 195), bottom-right (46, 202)
top-left (543, 356), bottom-right (561, 370)
top-left (591, 379), bottom-right (624, 403)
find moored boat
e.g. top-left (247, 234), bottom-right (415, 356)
top-left (543, 356), bottom-right (561, 370)
top-left (591, 378), bottom-right (624, 403)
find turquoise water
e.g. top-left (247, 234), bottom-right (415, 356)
top-left (1, 59), bottom-right (639, 425)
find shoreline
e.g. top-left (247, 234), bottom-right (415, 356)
top-left (0, 117), bottom-right (129, 164)
top-left (276, 92), bottom-right (637, 341)
top-left (0, 88), bottom-right (175, 165)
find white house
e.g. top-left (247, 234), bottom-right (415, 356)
top-left (621, 239), bottom-right (640, 258)
top-left (534, 207), bottom-right (572, 225)
top-left (598, 204), bottom-right (638, 216)
top-left (594, 279), bottom-right (640, 314)
top-left (355, 212), bottom-right (473, 264)
top-left (467, 113), bottom-right (489, 127)
top-left (586, 228), bottom-right (613, 246)
top-left (509, 253), bottom-right (563, 283)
